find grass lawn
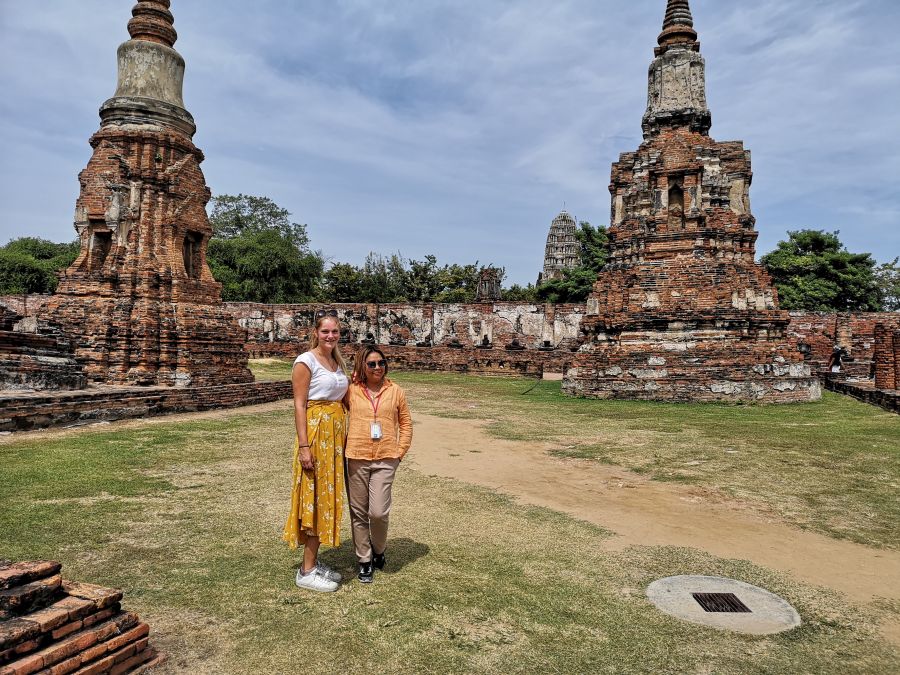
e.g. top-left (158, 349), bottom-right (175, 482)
top-left (253, 360), bottom-right (900, 550)
top-left (396, 371), bottom-right (900, 551)
top-left (1, 367), bottom-right (898, 673)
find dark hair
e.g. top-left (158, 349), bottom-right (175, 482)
top-left (353, 346), bottom-right (388, 385)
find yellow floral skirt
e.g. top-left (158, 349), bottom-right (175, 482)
top-left (283, 400), bottom-right (347, 549)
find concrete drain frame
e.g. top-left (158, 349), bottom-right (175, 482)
top-left (647, 575), bottom-right (801, 635)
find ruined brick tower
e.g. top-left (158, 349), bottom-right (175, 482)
top-left (538, 210), bottom-right (579, 284)
top-left (563, 0), bottom-right (820, 402)
top-left (46, 0), bottom-right (253, 386)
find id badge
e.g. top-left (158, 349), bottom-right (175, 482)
top-left (370, 422), bottom-right (383, 440)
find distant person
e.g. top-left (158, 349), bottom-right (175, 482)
top-left (345, 347), bottom-right (413, 583)
top-left (826, 345), bottom-right (845, 373)
top-left (283, 311), bottom-right (348, 592)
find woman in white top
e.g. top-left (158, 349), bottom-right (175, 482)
top-left (282, 312), bottom-right (349, 592)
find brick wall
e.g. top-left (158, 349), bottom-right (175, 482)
top-left (787, 311), bottom-right (900, 378)
top-left (4, 295), bottom-right (898, 385)
top-left (0, 381), bottom-right (291, 432)
top-left (226, 301), bottom-right (584, 376)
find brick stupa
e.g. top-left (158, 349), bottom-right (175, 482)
top-left (45, 0), bottom-right (253, 387)
top-left (563, 0), bottom-right (820, 402)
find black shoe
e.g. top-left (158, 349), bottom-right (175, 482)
top-left (358, 561), bottom-right (373, 583)
top-left (372, 551), bottom-right (386, 570)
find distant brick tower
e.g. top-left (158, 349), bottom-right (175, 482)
top-left (538, 210), bottom-right (579, 284)
top-left (563, 0), bottom-right (820, 402)
top-left (46, 0), bottom-right (253, 386)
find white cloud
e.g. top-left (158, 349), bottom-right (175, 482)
top-left (1, 0), bottom-right (898, 284)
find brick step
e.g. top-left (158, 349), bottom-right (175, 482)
top-left (0, 613), bottom-right (141, 675)
top-left (65, 632), bottom-right (156, 675)
top-left (0, 576), bottom-right (63, 621)
top-left (0, 583), bottom-right (123, 661)
top-left (0, 563), bottom-right (62, 592)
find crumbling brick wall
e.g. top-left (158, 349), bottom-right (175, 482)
top-left (4, 295), bottom-right (897, 386)
top-left (873, 325), bottom-right (897, 390)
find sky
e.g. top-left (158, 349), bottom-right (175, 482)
top-left (1, 0), bottom-right (898, 286)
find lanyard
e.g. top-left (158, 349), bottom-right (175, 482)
top-left (363, 385), bottom-right (383, 418)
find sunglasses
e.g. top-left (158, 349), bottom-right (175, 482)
top-left (366, 359), bottom-right (387, 369)
top-left (315, 309), bottom-right (338, 319)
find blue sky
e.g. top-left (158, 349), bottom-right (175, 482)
top-left (1, 0), bottom-right (898, 285)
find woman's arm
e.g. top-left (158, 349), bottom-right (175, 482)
top-left (342, 381), bottom-right (353, 408)
top-left (292, 362), bottom-right (314, 470)
top-left (396, 389), bottom-right (413, 460)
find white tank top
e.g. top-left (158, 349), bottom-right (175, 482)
top-left (294, 351), bottom-right (348, 401)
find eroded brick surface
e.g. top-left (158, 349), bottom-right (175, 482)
top-left (41, 0), bottom-right (251, 389)
top-left (0, 561), bottom-right (158, 675)
top-left (563, 1), bottom-right (820, 403)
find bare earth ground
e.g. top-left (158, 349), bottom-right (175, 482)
top-left (407, 411), bottom-right (900, 644)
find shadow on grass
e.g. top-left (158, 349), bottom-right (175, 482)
top-left (379, 537), bottom-right (430, 574)
top-left (297, 537), bottom-right (430, 577)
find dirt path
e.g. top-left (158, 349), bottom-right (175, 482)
top-left (408, 412), bottom-right (900, 613)
top-left (7, 401), bottom-right (898, 641)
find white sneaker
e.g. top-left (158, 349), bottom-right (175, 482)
top-left (316, 561), bottom-right (342, 583)
top-left (295, 567), bottom-right (339, 592)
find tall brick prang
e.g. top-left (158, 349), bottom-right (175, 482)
top-left (44, 0), bottom-right (252, 387)
top-left (538, 210), bottom-right (579, 284)
top-left (563, 0), bottom-right (820, 402)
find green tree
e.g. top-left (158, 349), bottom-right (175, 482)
top-left (873, 257), bottom-right (900, 311)
top-left (0, 237), bottom-right (79, 294)
top-left (433, 263), bottom-right (480, 303)
top-left (575, 220), bottom-right (608, 273)
top-left (536, 221), bottom-right (608, 303)
top-left (207, 194), bottom-right (323, 303)
top-left (501, 283), bottom-right (537, 301)
top-left (321, 263), bottom-right (364, 303)
top-left (209, 194), bottom-right (309, 249)
top-left (406, 255), bottom-right (444, 302)
top-left (761, 230), bottom-right (881, 311)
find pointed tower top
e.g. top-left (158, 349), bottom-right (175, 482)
top-left (657, 0), bottom-right (698, 51)
top-left (643, 0), bottom-right (710, 137)
top-left (663, 0), bottom-right (694, 29)
top-left (128, 0), bottom-right (178, 48)
top-left (99, 0), bottom-right (194, 136)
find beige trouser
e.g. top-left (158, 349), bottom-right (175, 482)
top-left (346, 458), bottom-right (400, 562)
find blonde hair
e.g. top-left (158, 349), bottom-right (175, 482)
top-left (309, 315), bottom-right (348, 372)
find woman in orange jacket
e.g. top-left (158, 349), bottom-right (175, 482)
top-left (345, 346), bottom-right (413, 583)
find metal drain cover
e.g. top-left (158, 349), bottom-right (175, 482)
top-left (647, 575), bottom-right (801, 635)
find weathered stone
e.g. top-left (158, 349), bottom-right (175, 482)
top-left (474, 267), bottom-right (502, 302)
top-left (563, 0), bottom-right (819, 403)
top-left (43, 0), bottom-right (251, 388)
top-left (537, 210), bottom-right (579, 284)
top-left (0, 319), bottom-right (86, 392)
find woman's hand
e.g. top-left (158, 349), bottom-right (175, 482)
top-left (299, 446), bottom-right (314, 471)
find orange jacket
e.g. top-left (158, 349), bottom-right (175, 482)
top-left (345, 378), bottom-right (413, 460)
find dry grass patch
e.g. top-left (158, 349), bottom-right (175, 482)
top-left (391, 372), bottom-right (900, 550)
top-left (2, 378), bottom-right (898, 672)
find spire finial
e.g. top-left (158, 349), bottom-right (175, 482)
top-left (663, 0), bottom-right (694, 30)
top-left (657, 0), bottom-right (698, 49)
top-left (128, 0), bottom-right (177, 48)
top-left (643, 0), bottom-right (710, 137)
